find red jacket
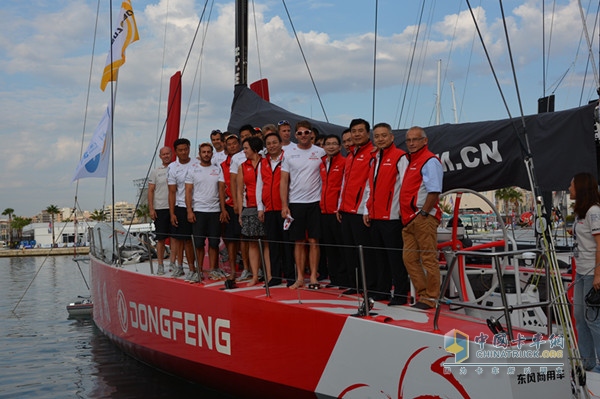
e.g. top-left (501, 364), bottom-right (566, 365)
top-left (259, 155), bottom-right (283, 211)
top-left (241, 159), bottom-right (260, 208)
top-left (220, 155), bottom-right (234, 207)
top-left (338, 142), bottom-right (374, 214)
top-left (320, 152), bottom-right (345, 214)
top-left (366, 145), bottom-right (406, 220)
top-left (400, 146), bottom-right (442, 225)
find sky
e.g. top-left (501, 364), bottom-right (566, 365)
top-left (0, 0), bottom-right (598, 217)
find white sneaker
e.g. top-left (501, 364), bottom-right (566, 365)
top-left (209, 270), bottom-right (223, 280)
top-left (171, 265), bottom-right (184, 278)
top-left (236, 269), bottom-right (252, 281)
top-left (157, 264), bottom-right (165, 275)
top-left (189, 272), bottom-right (199, 282)
top-left (184, 271), bottom-right (195, 281)
top-left (216, 268), bottom-right (229, 278)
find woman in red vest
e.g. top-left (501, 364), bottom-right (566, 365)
top-left (236, 136), bottom-right (266, 287)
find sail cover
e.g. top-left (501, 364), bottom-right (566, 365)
top-left (228, 85), bottom-right (597, 192)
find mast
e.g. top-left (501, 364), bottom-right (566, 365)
top-left (436, 59), bottom-right (441, 125)
top-left (235, 0), bottom-right (248, 87)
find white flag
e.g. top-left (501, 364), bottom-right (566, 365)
top-left (72, 105), bottom-right (112, 182)
top-left (100, 0), bottom-right (139, 91)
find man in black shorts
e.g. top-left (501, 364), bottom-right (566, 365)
top-left (148, 146), bottom-right (173, 275)
top-left (280, 121), bottom-right (326, 289)
top-left (168, 138), bottom-right (196, 279)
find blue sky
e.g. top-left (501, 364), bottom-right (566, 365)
top-left (0, 0), bottom-right (597, 217)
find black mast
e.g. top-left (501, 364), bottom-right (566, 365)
top-left (234, 0), bottom-right (248, 87)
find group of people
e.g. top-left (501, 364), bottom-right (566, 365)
top-left (148, 118), bottom-right (444, 309)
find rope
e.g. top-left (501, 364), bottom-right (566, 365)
top-left (280, 0), bottom-right (329, 122)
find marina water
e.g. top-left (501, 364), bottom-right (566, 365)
top-left (0, 255), bottom-right (236, 398)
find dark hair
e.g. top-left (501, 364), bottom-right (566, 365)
top-left (349, 118), bottom-right (370, 133)
top-left (239, 124), bottom-right (254, 135)
top-left (210, 130), bottom-right (224, 140)
top-left (323, 134), bottom-right (341, 145)
top-left (173, 138), bottom-right (190, 148)
top-left (264, 132), bottom-right (282, 143)
top-left (242, 136), bottom-right (264, 153)
top-left (373, 122), bottom-right (392, 131)
top-left (573, 172), bottom-right (600, 219)
top-left (341, 128), bottom-right (351, 136)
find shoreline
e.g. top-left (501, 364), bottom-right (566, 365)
top-left (0, 247), bottom-right (90, 257)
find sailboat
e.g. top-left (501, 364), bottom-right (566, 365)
top-left (85, 0), bottom-right (600, 398)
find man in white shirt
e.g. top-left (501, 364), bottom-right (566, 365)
top-left (281, 120), bottom-right (326, 290)
top-left (168, 138), bottom-right (196, 279)
top-left (148, 146), bottom-right (173, 275)
top-left (210, 129), bottom-right (227, 166)
top-left (185, 143), bottom-right (223, 283)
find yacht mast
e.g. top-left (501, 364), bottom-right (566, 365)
top-left (235, 0), bottom-right (248, 87)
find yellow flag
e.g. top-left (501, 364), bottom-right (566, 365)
top-left (100, 0), bottom-right (140, 91)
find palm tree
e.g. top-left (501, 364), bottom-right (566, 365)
top-left (2, 208), bottom-right (14, 245)
top-left (135, 204), bottom-right (150, 223)
top-left (11, 216), bottom-right (32, 243)
top-left (495, 187), bottom-right (524, 222)
top-left (90, 209), bottom-right (106, 221)
top-left (46, 205), bottom-right (60, 247)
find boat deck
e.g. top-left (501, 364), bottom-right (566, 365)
top-left (113, 258), bottom-right (543, 339)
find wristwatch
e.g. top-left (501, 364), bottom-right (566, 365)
top-left (419, 210), bottom-right (429, 217)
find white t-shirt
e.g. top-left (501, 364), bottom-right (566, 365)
top-left (574, 204), bottom-right (600, 275)
top-left (281, 145), bottom-right (325, 203)
top-left (148, 165), bottom-right (169, 210)
top-left (229, 151), bottom-right (246, 175)
top-left (184, 163), bottom-right (221, 212)
top-left (212, 150), bottom-right (227, 167)
top-left (167, 159), bottom-right (195, 207)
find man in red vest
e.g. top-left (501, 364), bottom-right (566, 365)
top-left (363, 123), bottom-right (409, 305)
top-left (319, 134), bottom-right (346, 287)
top-left (336, 118), bottom-right (381, 298)
top-left (400, 126), bottom-right (443, 310)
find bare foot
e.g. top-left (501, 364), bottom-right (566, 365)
top-left (289, 280), bottom-right (304, 290)
top-left (247, 279), bottom-right (259, 287)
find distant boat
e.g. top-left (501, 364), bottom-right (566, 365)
top-left (66, 296), bottom-right (93, 318)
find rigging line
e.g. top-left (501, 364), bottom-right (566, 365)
top-left (182, 0), bottom-right (215, 141)
top-left (72, 0), bottom-right (102, 234)
top-left (498, 0), bottom-right (526, 127)
top-left (411, 0), bottom-right (436, 127)
top-left (542, 1), bottom-right (557, 98)
top-left (439, 0), bottom-right (463, 119)
top-left (578, 1), bottom-right (600, 106)
top-left (123, 0), bottom-right (212, 244)
top-left (459, 0), bottom-right (482, 123)
top-left (577, 0), bottom-right (600, 89)
top-left (74, 0), bottom-right (101, 205)
top-left (465, 1), bottom-right (515, 121)
top-left (281, 0), bottom-right (329, 122)
top-left (395, 0), bottom-right (426, 129)
top-left (155, 0), bottom-right (171, 163)
top-left (251, 0), bottom-right (264, 81)
top-left (371, 0), bottom-right (378, 127)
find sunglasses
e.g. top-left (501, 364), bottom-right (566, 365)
top-left (296, 130), bottom-right (311, 136)
top-left (278, 120), bottom-right (290, 126)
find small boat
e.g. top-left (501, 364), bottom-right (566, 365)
top-left (66, 296), bottom-right (93, 318)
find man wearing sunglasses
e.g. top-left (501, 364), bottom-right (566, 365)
top-left (277, 120), bottom-right (296, 150)
top-left (280, 121), bottom-right (326, 289)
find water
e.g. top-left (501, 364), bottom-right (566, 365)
top-left (0, 255), bottom-right (236, 399)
